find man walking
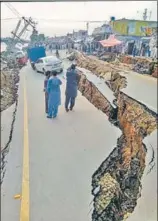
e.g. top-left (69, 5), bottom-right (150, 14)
top-left (65, 64), bottom-right (80, 112)
top-left (47, 71), bottom-right (62, 119)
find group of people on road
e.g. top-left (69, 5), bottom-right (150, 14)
top-left (44, 64), bottom-right (80, 119)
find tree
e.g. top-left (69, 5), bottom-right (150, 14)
top-left (38, 34), bottom-right (45, 41)
top-left (30, 31), bottom-right (45, 43)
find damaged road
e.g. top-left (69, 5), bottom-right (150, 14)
top-left (1, 61), bottom-right (121, 221)
top-left (1, 51), bottom-right (157, 221)
top-left (1, 67), bottom-right (20, 184)
top-left (1, 68), bottom-right (19, 112)
top-left (76, 53), bottom-right (157, 221)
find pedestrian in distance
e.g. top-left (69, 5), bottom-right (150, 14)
top-left (65, 64), bottom-right (80, 112)
top-left (56, 49), bottom-right (60, 58)
top-left (44, 71), bottom-right (51, 114)
top-left (47, 71), bottom-right (62, 119)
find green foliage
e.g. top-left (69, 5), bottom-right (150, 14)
top-left (30, 32), bottom-right (45, 43)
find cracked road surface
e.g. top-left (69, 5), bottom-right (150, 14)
top-left (1, 61), bottom-right (120, 221)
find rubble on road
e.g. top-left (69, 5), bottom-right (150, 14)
top-left (118, 55), bottom-right (151, 65)
top-left (0, 53), bottom-right (20, 184)
top-left (152, 65), bottom-right (158, 78)
top-left (76, 52), bottom-right (127, 94)
top-left (72, 51), bottom-right (157, 78)
top-left (93, 173), bottom-right (120, 216)
top-left (66, 51), bottom-right (76, 61)
top-left (99, 52), bottom-right (116, 62)
top-left (118, 55), bottom-right (157, 77)
top-left (1, 68), bottom-right (19, 112)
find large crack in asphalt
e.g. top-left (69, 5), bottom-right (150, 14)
top-left (77, 68), bottom-right (157, 221)
top-left (1, 69), bottom-right (20, 185)
top-left (1, 100), bottom-right (18, 184)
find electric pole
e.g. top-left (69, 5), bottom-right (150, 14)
top-left (11, 17), bottom-right (37, 41)
top-left (143, 8), bottom-right (148, 21)
top-left (149, 11), bottom-right (152, 20)
top-left (10, 17), bottom-right (37, 51)
top-left (86, 22), bottom-right (89, 36)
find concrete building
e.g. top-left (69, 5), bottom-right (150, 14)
top-left (92, 24), bottom-right (113, 40)
top-left (73, 30), bottom-right (88, 40)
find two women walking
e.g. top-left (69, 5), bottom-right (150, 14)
top-left (44, 64), bottom-right (80, 119)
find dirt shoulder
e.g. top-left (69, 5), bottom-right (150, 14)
top-left (1, 68), bottom-right (19, 112)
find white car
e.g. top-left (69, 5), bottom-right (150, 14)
top-left (35, 56), bottom-right (63, 74)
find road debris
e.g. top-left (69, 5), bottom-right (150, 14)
top-left (1, 68), bottom-right (19, 112)
top-left (14, 194), bottom-right (21, 200)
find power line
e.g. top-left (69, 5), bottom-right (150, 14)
top-left (32, 17), bottom-right (106, 23)
top-left (2, 15), bottom-right (106, 24)
top-left (4, 2), bottom-right (21, 18)
top-left (2, 17), bottom-right (105, 24)
top-left (1, 17), bottom-right (19, 21)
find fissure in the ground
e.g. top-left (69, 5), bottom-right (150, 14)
top-left (77, 69), bottom-right (157, 221)
top-left (1, 68), bottom-right (20, 184)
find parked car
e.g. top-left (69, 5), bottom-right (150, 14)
top-left (34, 56), bottom-right (63, 74)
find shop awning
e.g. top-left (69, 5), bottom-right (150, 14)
top-left (99, 35), bottom-right (122, 47)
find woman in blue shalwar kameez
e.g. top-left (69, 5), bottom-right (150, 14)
top-left (47, 71), bottom-right (62, 119)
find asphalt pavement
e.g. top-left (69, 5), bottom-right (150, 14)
top-left (1, 59), bottom-right (120, 221)
top-left (2, 51), bottom-right (156, 221)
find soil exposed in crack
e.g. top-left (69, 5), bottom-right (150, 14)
top-left (76, 53), bottom-right (157, 221)
top-left (1, 100), bottom-right (18, 184)
top-left (1, 68), bottom-right (19, 112)
top-left (1, 67), bottom-right (20, 184)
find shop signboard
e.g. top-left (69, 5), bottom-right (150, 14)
top-left (112, 20), bottom-right (128, 35)
top-left (112, 19), bottom-right (157, 36)
top-left (135, 21), bottom-right (157, 36)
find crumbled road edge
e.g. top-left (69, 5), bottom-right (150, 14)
top-left (77, 59), bottom-right (157, 221)
top-left (1, 68), bottom-right (20, 184)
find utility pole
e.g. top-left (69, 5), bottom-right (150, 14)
top-left (86, 22), bottom-right (89, 36)
top-left (12, 19), bottom-right (22, 40)
top-left (10, 17), bottom-right (37, 51)
top-left (149, 11), bottom-right (152, 20)
top-left (12, 17), bottom-right (37, 40)
top-left (143, 8), bottom-right (148, 21)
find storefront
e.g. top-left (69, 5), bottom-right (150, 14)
top-left (111, 19), bottom-right (157, 37)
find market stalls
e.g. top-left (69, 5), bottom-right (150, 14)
top-left (97, 35), bottom-right (123, 56)
top-left (99, 35), bottom-right (122, 47)
top-left (149, 29), bottom-right (157, 59)
top-left (115, 35), bottom-right (153, 57)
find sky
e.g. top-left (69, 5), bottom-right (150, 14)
top-left (1, 1), bottom-right (157, 38)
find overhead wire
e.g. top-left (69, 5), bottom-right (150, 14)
top-left (4, 2), bottom-right (21, 18)
top-left (32, 17), bottom-right (106, 23)
top-left (3, 2), bottom-right (107, 24)
top-left (2, 17), bottom-right (105, 24)
top-left (1, 17), bottom-right (19, 21)
top-left (3, 3), bottom-right (34, 42)
top-left (2, 3), bottom-right (106, 38)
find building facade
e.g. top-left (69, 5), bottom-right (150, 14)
top-left (73, 30), bottom-right (88, 40)
top-left (111, 19), bottom-right (157, 37)
top-left (92, 24), bottom-right (113, 40)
